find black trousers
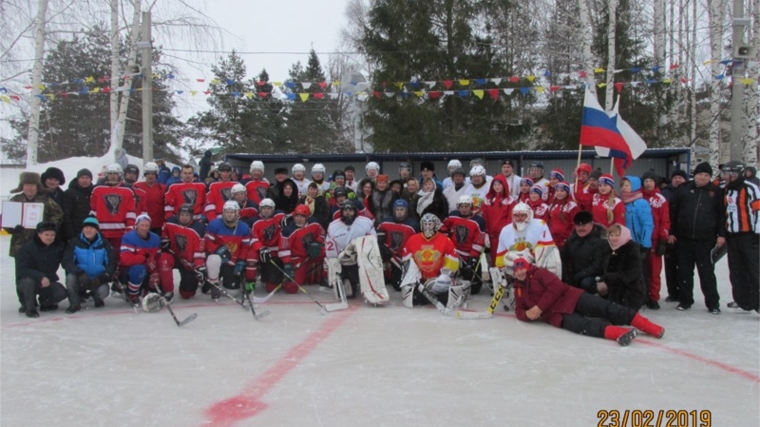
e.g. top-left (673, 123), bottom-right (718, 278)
top-left (260, 258), bottom-right (284, 286)
top-left (16, 278), bottom-right (67, 311)
top-left (176, 264), bottom-right (200, 295)
top-left (560, 293), bottom-right (637, 338)
top-left (664, 243), bottom-right (679, 299)
top-left (676, 237), bottom-right (720, 309)
top-left (727, 233), bottom-right (760, 311)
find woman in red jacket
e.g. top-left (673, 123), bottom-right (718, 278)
top-left (547, 181), bottom-right (580, 248)
top-left (512, 258), bottom-right (664, 346)
top-left (591, 174), bottom-right (625, 230)
top-left (481, 174), bottom-right (515, 255)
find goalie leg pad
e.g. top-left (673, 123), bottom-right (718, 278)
top-left (353, 236), bottom-right (389, 304)
top-left (447, 281), bottom-right (471, 310)
top-left (401, 284), bottom-right (415, 308)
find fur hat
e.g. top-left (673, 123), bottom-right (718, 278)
top-left (41, 167), bottom-right (65, 186)
top-left (11, 172), bottom-right (45, 194)
top-left (420, 161), bottom-right (435, 172)
top-left (36, 221), bottom-right (57, 233)
top-left (573, 211), bottom-right (594, 225)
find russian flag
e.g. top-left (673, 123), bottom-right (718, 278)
top-left (580, 89), bottom-right (647, 176)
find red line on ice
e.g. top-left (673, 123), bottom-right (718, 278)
top-left (198, 304), bottom-right (359, 427)
top-left (637, 340), bottom-right (760, 383)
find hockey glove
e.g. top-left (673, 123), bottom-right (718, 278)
top-left (233, 260), bottom-right (246, 276)
top-left (378, 242), bottom-right (392, 261)
top-left (259, 247), bottom-right (271, 264)
top-left (215, 246), bottom-right (232, 264)
top-left (77, 272), bottom-right (91, 289)
top-left (195, 267), bottom-right (207, 283)
top-left (307, 242), bottom-right (324, 259)
top-left (283, 263), bottom-right (295, 279)
top-left (245, 281), bottom-right (256, 293)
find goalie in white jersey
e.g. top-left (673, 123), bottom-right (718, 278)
top-left (326, 201), bottom-right (388, 304)
top-left (494, 202), bottom-right (562, 278)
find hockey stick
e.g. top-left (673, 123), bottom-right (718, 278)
top-left (163, 298), bottom-right (198, 326)
top-left (269, 260), bottom-right (328, 315)
top-left (242, 287), bottom-right (271, 320)
top-left (251, 284), bottom-right (281, 304)
top-left (417, 283), bottom-right (450, 315)
top-left (455, 282), bottom-right (504, 319)
top-left (325, 277), bottom-right (348, 312)
top-left (112, 280), bottom-right (138, 313)
top-left (203, 277), bottom-right (272, 319)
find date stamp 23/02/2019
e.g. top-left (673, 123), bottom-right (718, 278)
top-left (597, 410), bottom-right (712, 427)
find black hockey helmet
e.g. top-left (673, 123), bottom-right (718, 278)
top-left (721, 160), bottom-right (745, 174)
top-left (217, 162), bottom-right (233, 172)
top-left (124, 164), bottom-right (140, 176)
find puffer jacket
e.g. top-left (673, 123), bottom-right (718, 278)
top-left (623, 176), bottom-right (654, 249)
top-left (62, 231), bottom-right (117, 280)
top-left (63, 178), bottom-right (94, 240)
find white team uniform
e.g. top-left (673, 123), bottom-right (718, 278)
top-left (443, 182), bottom-right (475, 212)
top-left (313, 181), bottom-right (331, 193)
top-left (326, 216), bottom-right (377, 258)
top-left (496, 218), bottom-right (561, 277)
top-left (292, 177), bottom-right (311, 197)
top-left (503, 174), bottom-right (522, 197)
top-left (465, 182), bottom-right (491, 205)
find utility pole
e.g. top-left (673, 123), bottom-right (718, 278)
top-left (138, 11), bottom-right (153, 161)
top-left (729, 0), bottom-right (746, 162)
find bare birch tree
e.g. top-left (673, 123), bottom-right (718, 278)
top-left (708, 0), bottom-right (725, 168)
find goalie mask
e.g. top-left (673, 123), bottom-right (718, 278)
top-left (259, 198), bottom-right (275, 218)
top-left (393, 199), bottom-right (409, 222)
top-left (340, 200), bottom-right (357, 225)
top-left (222, 200), bottom-right (240, 224)
top-left (512, 202), bottom-right (533, 232)
top-left (420, 213), bottom-right (441, 239)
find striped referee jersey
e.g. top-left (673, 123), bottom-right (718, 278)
top-left (724, 180), bottom-right (760, 234)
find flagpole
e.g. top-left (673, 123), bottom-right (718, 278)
top-left (575, 144), bottom-right (583, 189)
top-left (609, 157), bottom-right (615, 176)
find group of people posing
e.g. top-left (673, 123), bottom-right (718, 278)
top-left (8, 156), bottom-right (758, 346)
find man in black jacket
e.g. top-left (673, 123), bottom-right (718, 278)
top-left (561, 211), bottom-right (606, 292)
top-left (668, 162), bottom-right (726, 313)
top-left (63, 168), bottom-right (94, 241)
top-left (660, 169), bottom-right (688, 302)
top-left (15, 221), bottom-right (68, 318)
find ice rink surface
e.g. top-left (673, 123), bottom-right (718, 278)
top-left (1, 234), bottom-right (758, 427)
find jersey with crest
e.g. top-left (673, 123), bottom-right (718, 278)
top-left (205, 181), bottom-right (237, 221)
top-left (376, 217), bottom-right (420, 261)
top-left (279, 219), bottom-right (325, 265)
top-left (591, 193), bottom-right (626, 229)
top-left (402, 233), bottom-right (459, 280)
top-left (90, 184), bottom-right (137, 239)
top-left (495, 219), bottom-right (555, 268)
top-left (249, 211), bottom-right (287, 256)
top-left (204, 218), bottom-right (252, 264)
top-left (440, 212), bottom-right (486, 260)
top-left (119, 229), bottom-right (162, 267)
top-left (162, 215), bottom-right (206, 268)
top-left (165, 182), bottom-right (207, 220)
top-left (245, 180), bottom-right (270, 205)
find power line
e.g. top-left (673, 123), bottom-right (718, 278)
top-left (162, 48), bottom-right (441, 55)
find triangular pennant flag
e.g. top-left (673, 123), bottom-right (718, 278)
top-left (425, 81), bottom-right (437, 89)
top-left (650, 65), bottom-right (663, 72)
top-left (37, 84), bottom-right (46, 90)
top-left (503, 88), bottom-right (514, 95)
top-left (475, 78), bottom-right (487, 85)
top-left (400, 92), bottom-right (411, 99)
top-left (549, 85), bottom-right (561, 92)
top-left (472, 90), bottom-right (484, 99)
top-left (535, 86), bottom-right (545, 93)
top-left (519, 87), bottom-right (530, 95)
top-left (669, 64), bottom-right (680, 70)
top-left (256, 92), bottom-right (269, 98)
top-left (328, 93), bottom-right (339, 99)
top-left (509, 76), bottom-right (520, 83)
top-left (60, 93), bottom-right (70, 98)
top-left (203, 90), bottom-right (211, 95)
top-left (85, 76), bottom-right (95, 83)
top-left (313, 92), bottom-right (324, 99)
top-left (579, 71), bottom-right (587, 78)
top-left (459, 79), bottom-right (470, 86)
top-left (384, 92), bottom-right (395, 98)
top-left (443, 90), bottom-right (454, 96)
top-left (10, 95), bottom-right (20, 101)
top-left (24, 85), bottom-right (33, 89)
top-left (630, 82), bottom-right (640, 87)
top-left (374, 91), bottom-right (382, 99)
top-left (91, 87), bottom-right (101, 93)
top-left (225, 79), bottom-right (235, 85)
top-left (527, 75), bottom-right (536, 83)
top-left (80, 87), bottom-right (89, 94)
top-left (614, 82), bottom-right (624, 93)
top-left (102, 87), bottom-right (111, 93)
top-left (197, 78), bottom-right (205, 83)
top-left (703, 59), bottom-right (714, 65)
top-left (457, 90), bottom-right (470, 97)
top-left (299, 93), bottom-right (309, 102)
top-left (168, 73), bottom-right (175, 79)
top-left (662, 78), bottom-right (672, 84)
top-left (211, 78), bottom-right (220, 84)
top-left (273, 82), bottom-right (282, 87)
top-left (45, 94), bottom-right (55, 100)
top-left (543, 70), bottom-right (551, 77)
top-left (332, 80), bottom-right (341, 86)
top-left (443, 80), bottom-right (453, 90)
top-left (491, 78), bottom-right (502, 85)
top-left (645, 79), bottom-right (657, 85)
top-left (302, 82), bottom-right (312, 90)
top-left (739, 78), bottom-right (755, 85)
top-left (393, 82), bottom-right (404, 90)
top-left (1, 95), bottom-right (10, 103)
top-left (287, 93), bottom-right (296, 101)
top-left (413, 91), bottom-right (424, 97)
top-left (190, 90), bottom-right (197, 96)
top-left (428, 91), bottom-right (441, 99)
top-left (487, 89), bottom-right (499, 100)
top-left (597, 83), bottom-right (607, 88)
top-left (719, 59), bottom-right (731, 65)
top-left (175, 90), bottom-right (184, 95)
top-left (245, 92), bottom-right (254, 99)
top-left (594, 67), bottom-right (605, 73)
top-left (285, 82), bottom-right (296, 89)
top-left (231, 91), bottom-right (241, 97)
top-left (410, 82), bottom-right (421, 89)
top-left (0, 87), bottom-right (7, 93)
top-left (680, 78), bottom-right (690, 84)
top-left (318, 82), bottom-right (328, 89)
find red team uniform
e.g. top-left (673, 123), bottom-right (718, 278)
top-left (279, 219), bottom-right (326, 293)
top-left (205, 181), bottom-right (237, 222)
top-left (134, 181), bottom-right (166, 230)
top-left (245, 180), bottom-right (270, 205)
top-left (165, 181), bottom-right (207, 220)
top-left (547, 199), bottom-right (580, 248)
top-left (159, 215), bottom-right (206, 299)
top-left (402, 233), bottom-right (459, 280)
top-left (441, 212), bottom-right (486, 262)
top-left (249, 210), bottom-right (287, 291)
top-left (591, 193), bottom-right (626, 229)
top-left (90, 184), bottom-right (136, 250)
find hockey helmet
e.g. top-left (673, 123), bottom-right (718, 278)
top-left (451, 168), bottom-right (466, 178)
top-left (231, 183), bottom-right (247, 194)
top-left (399, 161), bottom-right (412, 171)
top-left (292, 163), bottom-right (306, 173)
top-left (223, 200), bottom-right (240, 212)
top-left (457, 195), bottom-right (474, 206)
top-left (366, 161), bottom-right (380, 172)
top-left (393, 199), bottom-right (408, 221)
top-left (105, 163), bottom-right (123, 175)
top-left (124, 164), bottom-right (140, 176)
top-left (469, 165), bottom-right (486, 176)
top-left (312, 163), bottom-right (326, 174)
top-left (420, 213), bottom-right (441, 238)
top-left (259, 198), bottom-right (275, 218)
top-left (217, 162), bottom-right (233, 172)
top-left (721, 160), bottom-right (745, 174)
top-left (144, 162), bottom-right (159, 175)
top-left (333, 187), bottom-right (348, 200)
top-left (447, 159), bottom-right (462, 170)
top-left (293, 204), bottom-right (311, 217)
top-left (178, 204), bottom-right (194, 216)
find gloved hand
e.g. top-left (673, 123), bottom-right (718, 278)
top-left (89, 277), bottom-right (102, 291)
top-left (260, 247), bottom-right (271, 264)
top-left (195, 267), bottom-right (207, 282)
top-left (378, 242), bottom-right (391, 261)
top-left (245, 281), bottom-right (256, 293)
top-left (233, 260), bottom-right (246, 276)
top-left (215, 246), bottom-right (232, 264)
top-left (307, 242), bottom-right (324, 259)
top-left (656, 240), bottom-right (667, 256)
top-left (77, 272), bottom-right (91, 289)
top-left (283, 263), bottom-right (295, 279)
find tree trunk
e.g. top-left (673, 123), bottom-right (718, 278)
top-left (690, 0), bottom-right (697, 156)
top-left (605, 0), bottom-right (618, 111)
top-left (654, 0), bottom-right (667, 136)
top-left (579, 0), bottom-right (597, 94)
top-left (708, 0), bottom-right (724, 168)
top-left (25, 0), bottom-right (48, 167)
top-left (744, 0), bottom-right (759, 166)
top-left (109, 0), bottom-right (120, 155)
top-left (113, 0), bottom-right (143, 157)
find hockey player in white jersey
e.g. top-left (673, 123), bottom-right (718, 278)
top-left (326, 201), bottom-right (388, 304)
top-left (291, 163), bottom-right (311, 196)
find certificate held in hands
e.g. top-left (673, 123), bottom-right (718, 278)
top-left (1, 201), bottom-right (45, 229)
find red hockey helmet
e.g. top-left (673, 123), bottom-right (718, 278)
top-left (293, 204), bottom-right (311, 217)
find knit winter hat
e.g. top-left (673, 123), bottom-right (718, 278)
top-left (573, 211), bottom-right (594, 225)
top-left (555, 181), bottom-right (571, 194)
top-left (641, 170), bottom-right (660, 185)
top-left (10, 172), bottom-right (44, 193)
top-left (549, 169), bottom-right (565, 181)
top-left (670, 169), bottom-right (688, 180)
top-left (693, 162), bottom-right (713, 177)
top-left (274, 167), bottom-right (288, 175)
top-left (529, 184), bottom-right (544, 196)
top-left (76, 168), bottom-right (93, 179)
top-left (520, 177), bottom-right (534, 187)
top-left (420, 161), bottom-right (435, 172)
top-left (513, 257), bottom-right (530, 271)
top-left (82, 217), bottom-right (100, 230)
top-left (41, 167), bottom-right (66, 186)
top-left (576, 163), bottom-right (593, 174)
top-left (376, 174), bottom-right (389, 183)
top-left (599, 174), bottom-right (615, 187)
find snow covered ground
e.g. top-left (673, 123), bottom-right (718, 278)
top-left (1, 233), bottom-right (758, 427)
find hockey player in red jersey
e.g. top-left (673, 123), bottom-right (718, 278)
top-left (90, 163), bottom-right (136, 253)
top-left (377, 199), bottom-right (419, 290)
top-left (118, 215), bottom-right (162, 307)
top-left (133, 162), bottom-right (166, 234)
top-left (279, 204), bottom-right (326, 293)
top-left (204, 201), bottom-right (253, 300)
top-left (165, 165), bottom-right (206, 221)
top-left (159, 204), bottom-right (206, 300)
top-left (204, 162), bottom-right (238, 221)
top-left (249, 198), bottom-right (286, 292)
top-left (441, 195), bottom-right (487, 294)
top-left (400, 213), bottom-right (462, 308)
top-left (123, 164), bottom-right (148, 217)
top-left (229, 183), bottom-right (259, 224)
top-left (244, 160), bottom-right (270, 204)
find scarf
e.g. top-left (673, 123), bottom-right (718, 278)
top-left (620, 189), bottom-right (643, 205)
top-left (416, 189), bottom-right (435, 216)
top-left (609, 225), bottom-right (632, 251)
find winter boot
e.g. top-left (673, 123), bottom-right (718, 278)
top-left (209, 281), bottom-right (221, 301)
top-left (25, 309), bottom-right (40, 318)
top-left (630, 313), bottom-right (665, 338)
top-left (604, 325), bottom-right (638, 346)
top-left (65, 304), bottom-right (81, 314)
top-left (40, 304), bottom-right (58, 312)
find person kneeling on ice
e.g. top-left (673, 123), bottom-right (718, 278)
top-left (62, 217), bottom-right (117, 314)
top-left (118, 215), bottom-right (162, 308)
top-left (249, 198), bottom-right (287, 293)
top-left (159, 204), bottom-right (206, 300)
top-left (399, 213), bottom-right (468, 309)
top-left (15, 221), bottom-right (68, 318)
top-left (279, 204), bottom-right (326, 293)
top-left (376, 199), bottom-right (420, 290)
top-left (326, 200), bottom-right (381, 300)
top-left (512, 257), bottom-right (664, 346)
top-left (204, 201), bottom-right (253, 300)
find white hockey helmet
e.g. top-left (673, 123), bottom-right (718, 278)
top-left (457, 195), bottom-right (474, 206)
top-left (259, 198), bottom-right (275, 209)
top-left (447, 159), bottom-right (462, 169)
top-left (469, 165), bottom-right (486, 176)
top-left (105, 163), bottom-right (123, 175)
top-left (511, 202), bottom-right (533, 231)
top-left (292, 163), bottom-right (306, 173)
top-left (312, 163), bottom-right (326, 174)
top-left (250, 160), bottom-right (265, 173)
top-left (223, 200), bottom-right (240, 212)
top-left (365, 161), bottom-right (380, 172)
top-left (231, 183), bottom-right (247, 195)
top-left (144, 162), bottom-right (159, 174)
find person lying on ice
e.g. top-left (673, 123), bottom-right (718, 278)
top-left (511, 257), bottom-right (665, 346)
